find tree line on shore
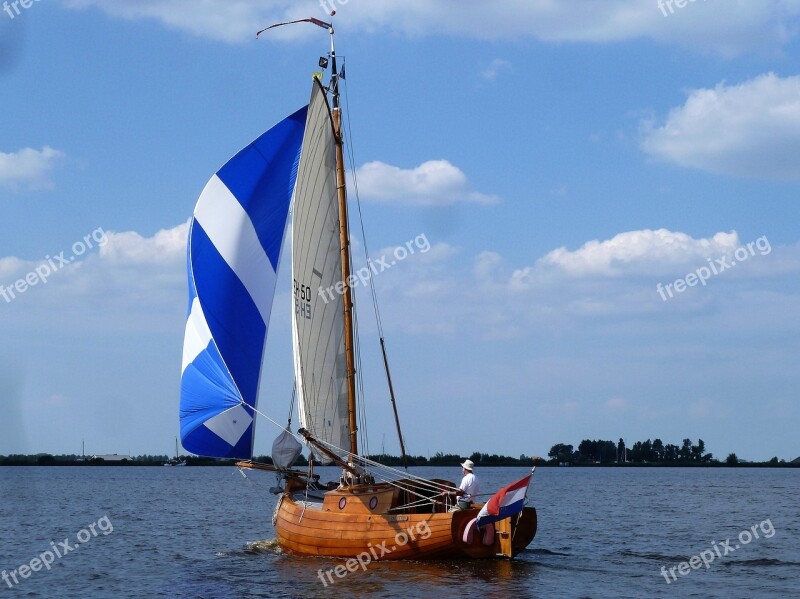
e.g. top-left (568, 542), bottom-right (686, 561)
top-left (2, 443), bottom-right (796, 467)
top-left (0, 452), bottom-right (538, 467)
top-left (548, 438), bottom-right (795, 466)
top-left (0, 454), bottom-right (226, 466)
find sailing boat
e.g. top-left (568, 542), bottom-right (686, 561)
top-left (164, 437), bottom-right (187, 466)
top-left (179, 17), bottom-right (537, 560)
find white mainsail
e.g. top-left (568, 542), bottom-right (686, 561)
top-left (291, 80), bottom-right (350, 462)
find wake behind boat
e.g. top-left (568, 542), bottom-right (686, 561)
top-left (178, 16), bottom-right (537, 561)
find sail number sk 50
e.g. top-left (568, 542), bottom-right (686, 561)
top-left (294, 279), bottom-right (312, 320)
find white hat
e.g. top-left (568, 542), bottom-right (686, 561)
top-left (461, 459), bottom-right (474, 471)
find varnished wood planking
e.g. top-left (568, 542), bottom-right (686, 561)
top-left (276, 498), bottom-right (458, 558)
top-left (321, 488), bottom-right (396, 515)
top-left (275, 531), bottom-right (463, 560)
top-left (277, 502), bottom-right (454, 539)
top-left (277, 523), bottom-right (454, 543)
top-left (274, 494), bottom-right (538, 560)
top-left (276, 522), bottom-right (454, 549)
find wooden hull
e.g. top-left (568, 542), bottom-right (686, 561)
top-left (274, 491), bottom-right (537, 560)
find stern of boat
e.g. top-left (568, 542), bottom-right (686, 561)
top-left (449, 505), bottom-right (537, 559)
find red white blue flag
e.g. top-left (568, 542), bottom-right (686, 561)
top-left (476, 473), bottom-right (532, 528)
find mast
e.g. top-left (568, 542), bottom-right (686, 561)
top-left (328, 25), bottom-right (359, 457)
top-left (257, 17), bottom-right (359, 459)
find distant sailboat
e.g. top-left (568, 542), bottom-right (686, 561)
top-left (164, 438), bottom-right (187, 466)
top-left (174, 438), bottom-right (187, 466)
top-left (179, 17), bottom-right (537, 560)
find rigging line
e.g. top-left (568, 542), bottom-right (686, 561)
top-left (342, 68), bottom-right (407, 464)
top-left (341, 176), bottom-right (369, 456)
top-left (252, 399), bottom-right (453, 495)
top-left (242, 401), bottom-right (455, 493)
top-left (240, 400), bottom-right (306, 446)
top-left (337, 454), bottom-right (456, 496)
top-left (311, 436), bottom-right (458, 493)
top-left (379, 471), bottom-right (456, 493)
top-left (287, 381), bottom-right (297, 427)
top-left (352, 300), bottom-right (369, 454)
top-left (374, 472), bottom-right (457, 496)
top-left (341, 73), bottom-right (385, 337)
top-left (386, 495), bottom-right (444, 512)
top-left (379, 478), bottom-right (451, 502)
top-left (374, 484), bottom-right (438, 507)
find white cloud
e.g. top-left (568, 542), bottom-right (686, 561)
top-left (60, 0), bottom-right (284, 43)
top-left (641, 73), bottom-right (800, 180)
top-left (605, 397), bottom-right (629, 412)
top-left (0, 147), bottom-right (65, 191)
top-left (0, 222), bottom-right (188, 327)
top-left (100, 221), bottom-right (189, 264)
top-left (373, 240), bottom-right (459, 266)
top-left (482, 59), bottom-right (511, 81)
top-left (60, 0), bottom-right (800, 54)
top-left (538, 229), bottom-right (740, 276)
top-left (2, 219), bottom-right (797, 460)
top-left (356, 160), bottom-right (499, 206)
top-left (0, 256), bottom-right (26, 279)
top-left (474, 251), bottom-right (504, 282)
top-left (366, 228), bottom-right (800, 341)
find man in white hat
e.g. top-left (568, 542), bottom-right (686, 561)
top-left (446, 459), bottom-right (479, 511)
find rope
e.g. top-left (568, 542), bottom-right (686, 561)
top-left (240, 403), bottom-right (459, 498)
top-left (287, 382), bottom-right (296, 428)
top-left (342, 66), bottom-right (409, 462)
top-left (352, 294), bottom-right (370, 454)
top-left (342, 71), bottom-right (385, 338)
top-left (312, 436), bottom-right (458, 493)
top-left (240, 400), bottom-right (304, 444)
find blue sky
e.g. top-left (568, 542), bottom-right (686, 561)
top-left (1, 1), bottom-right (799, 461)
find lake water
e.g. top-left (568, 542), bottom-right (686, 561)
top-left (0, 466), bottom-right (798, 598)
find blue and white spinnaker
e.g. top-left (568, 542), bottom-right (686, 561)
top-left (179, 106), bottom-right (308, 459)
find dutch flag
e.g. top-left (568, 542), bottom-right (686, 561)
top-left (476, 472), bottom-right (532, 528)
